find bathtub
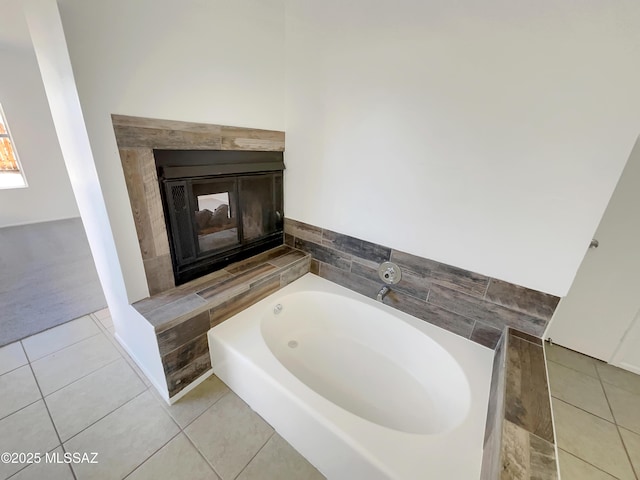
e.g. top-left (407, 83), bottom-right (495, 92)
top-left (208, 273), bottom-right (493, 479)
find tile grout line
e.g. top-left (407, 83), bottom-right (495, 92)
top-left (181, 427), bottom-right (225, 479)
top-left (18, 341), bottom-right (78, 480)
top-left (558, 448), bottom-right (622, 479)
top-left (121, 430), bottom-right (183, 480)
top-left (232, 431), bottom-right (276, 480)
top-left (24, 329), bottom-right (104, 364)
top-left (551, 396), bottom-right (617, 427)
top-left (59, 388), bottom-right (150, 445)
top-left (545, 357), bottom-right (601, 380)
top-left (596, 366), bottom-right (640, 480)
top-left (40, 356), bottom-right (123, 399)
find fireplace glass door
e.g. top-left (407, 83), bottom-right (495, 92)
top-left (192, 179), bottom-right (239, 254)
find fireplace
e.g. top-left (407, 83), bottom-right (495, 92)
top-left (155, 150), bottom-right (284, 285)
top-left (111, 114), bottom-right (285, 296)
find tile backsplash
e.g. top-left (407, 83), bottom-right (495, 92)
top-left (285, 218), bottom-right (560, 349)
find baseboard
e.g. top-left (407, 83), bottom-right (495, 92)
top-left (113, 332), bottom-right (172, 403)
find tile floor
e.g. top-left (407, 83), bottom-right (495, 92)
top-left (546, 342), bottom-right (640, 480)
top-left (0, 309), bottom-right (324, 480)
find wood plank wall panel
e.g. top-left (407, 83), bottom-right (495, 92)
top-left (131, 246), bottom-right (310, 398)
top-left (481, 330), bottom-right (558, 479)
top-left (284, 218), bottom-right (560, 349)
top-left (111, 114), bottom-right (285, 296)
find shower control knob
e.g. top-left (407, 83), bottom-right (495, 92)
top-left (378, 262), bottom-right (402, 285)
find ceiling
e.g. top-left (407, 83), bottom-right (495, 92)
top-left (0, 0), bottom-right (34, 51)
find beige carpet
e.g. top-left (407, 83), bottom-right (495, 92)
top-left (0, 217), bottom-right (106, 346)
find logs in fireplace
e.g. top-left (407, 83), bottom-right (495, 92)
top-left (154, 150), bottom-right (284, 285)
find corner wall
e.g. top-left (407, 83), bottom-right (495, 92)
top-left (57, 0), bottom-right (286, 302)
top-left (0, 46), bottom-right (78, 227)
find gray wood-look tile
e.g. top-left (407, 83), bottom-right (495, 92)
top-left (318, 262), bottom-right (379, 300)
top-left (283, 219), bottom-right (323, 243)
top-left (224, 246), bottom-right (292, 275)
top-left (162, 333), bottom-right (210, 377)
top-left (486, 279), bottom-right (560, 321)
top-left (209, 276), bottom-right (281, 328)
top-left (267, 248), bottom-right (307, 268)
top-left (390, 249), bottom-right (489, 297)
top-left (166, 353), bottom-right (212, 397)
top-left (280, 257), bottom-right (311, 287)
top-left (501, 420), bottom-right (557, 480)
top-left (505, 335), bottom-right (554, 444)
top-left (144, 254), bottom-right (176, 295)
top-left (471, 322), bottom-right (503, 349)
top-left (197, 264), bottom-right (277, 302)
top-left (428, 284), bottom-right (547, 336)
top-left (310, 259), bottom-right (320, 275)
top-left (294, 238), bottom-right (352, 271)
top-left (157, 311), bottom-right (210, 357)
top-left (384, 289), bottom-right (475, 338)
top-left (145, 295), bottom-right (209, 331)
top-left (509, 329), bottom-right (542, 345)
top-left (321, 229), bottom-right (390, 264)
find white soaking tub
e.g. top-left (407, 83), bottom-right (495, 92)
top-left (208, 273), bottom-right (493, 479)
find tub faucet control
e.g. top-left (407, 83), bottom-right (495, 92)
top-left (378, 262), bottom-right (402, 285)
top-left (377, 286), bottom-right (391, 302)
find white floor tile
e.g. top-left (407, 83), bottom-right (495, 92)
top-left (553, 398), bottom-right (635, 480)
top-left (45, 359), bottom-right (146, 441)
top-left (64, 391), bottom-right (179, 480)
top-left (237, 434), bottom-right (324, 480)
top-left (619, 428), bottom-right (640, 476)
top-left (22, 316), bottom-right (101, 362)
top-left (602, 382), bottom-right (640, 435)
top-left (0, 365), bottom-right (41, 420)
top-left (557, 449), bottom-right (617, 480)
top-left (31, 335), bottom-right (120, 396)
top-left (597, 363), bottom-right (640, 396)
top-left (10, 446), bottom-right (74, 480)
top-left (127, 434), bottom-right (219, 480)
top-left (545, 344), bottom-right (599, 378)
top-left (156, 375), bottom-right (229, 428)
top-left (185, 392), bottom-right (273, 480)
top-left (0, 342), bottom-right (27, 376)
top-left (547, 361), bottom-right (613, 421)
top-left (0, 400), bottom-right (59, 478)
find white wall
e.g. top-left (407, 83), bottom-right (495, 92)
top-left (56, 0), bottom-right (286, 302)
top-left (0, 45), bottom-right (78, 227)
top-left (24, 0), bottom-right (169, 398)
top-left (284, 0), bottom-right (640, 296)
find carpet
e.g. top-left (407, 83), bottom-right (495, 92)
top-left (0, 217), bottom-right (107, 346)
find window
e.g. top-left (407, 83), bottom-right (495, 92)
top-left (0, 105), bottom-right (27, 188)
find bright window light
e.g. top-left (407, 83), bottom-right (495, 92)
top-left (0, 104), bottom-right (27, 189)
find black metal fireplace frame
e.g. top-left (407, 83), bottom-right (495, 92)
top-left (155, 150), bottom-right (285, 285)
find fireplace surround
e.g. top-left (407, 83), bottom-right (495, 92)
top-left (112, 114), bottom-right (286, 295)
